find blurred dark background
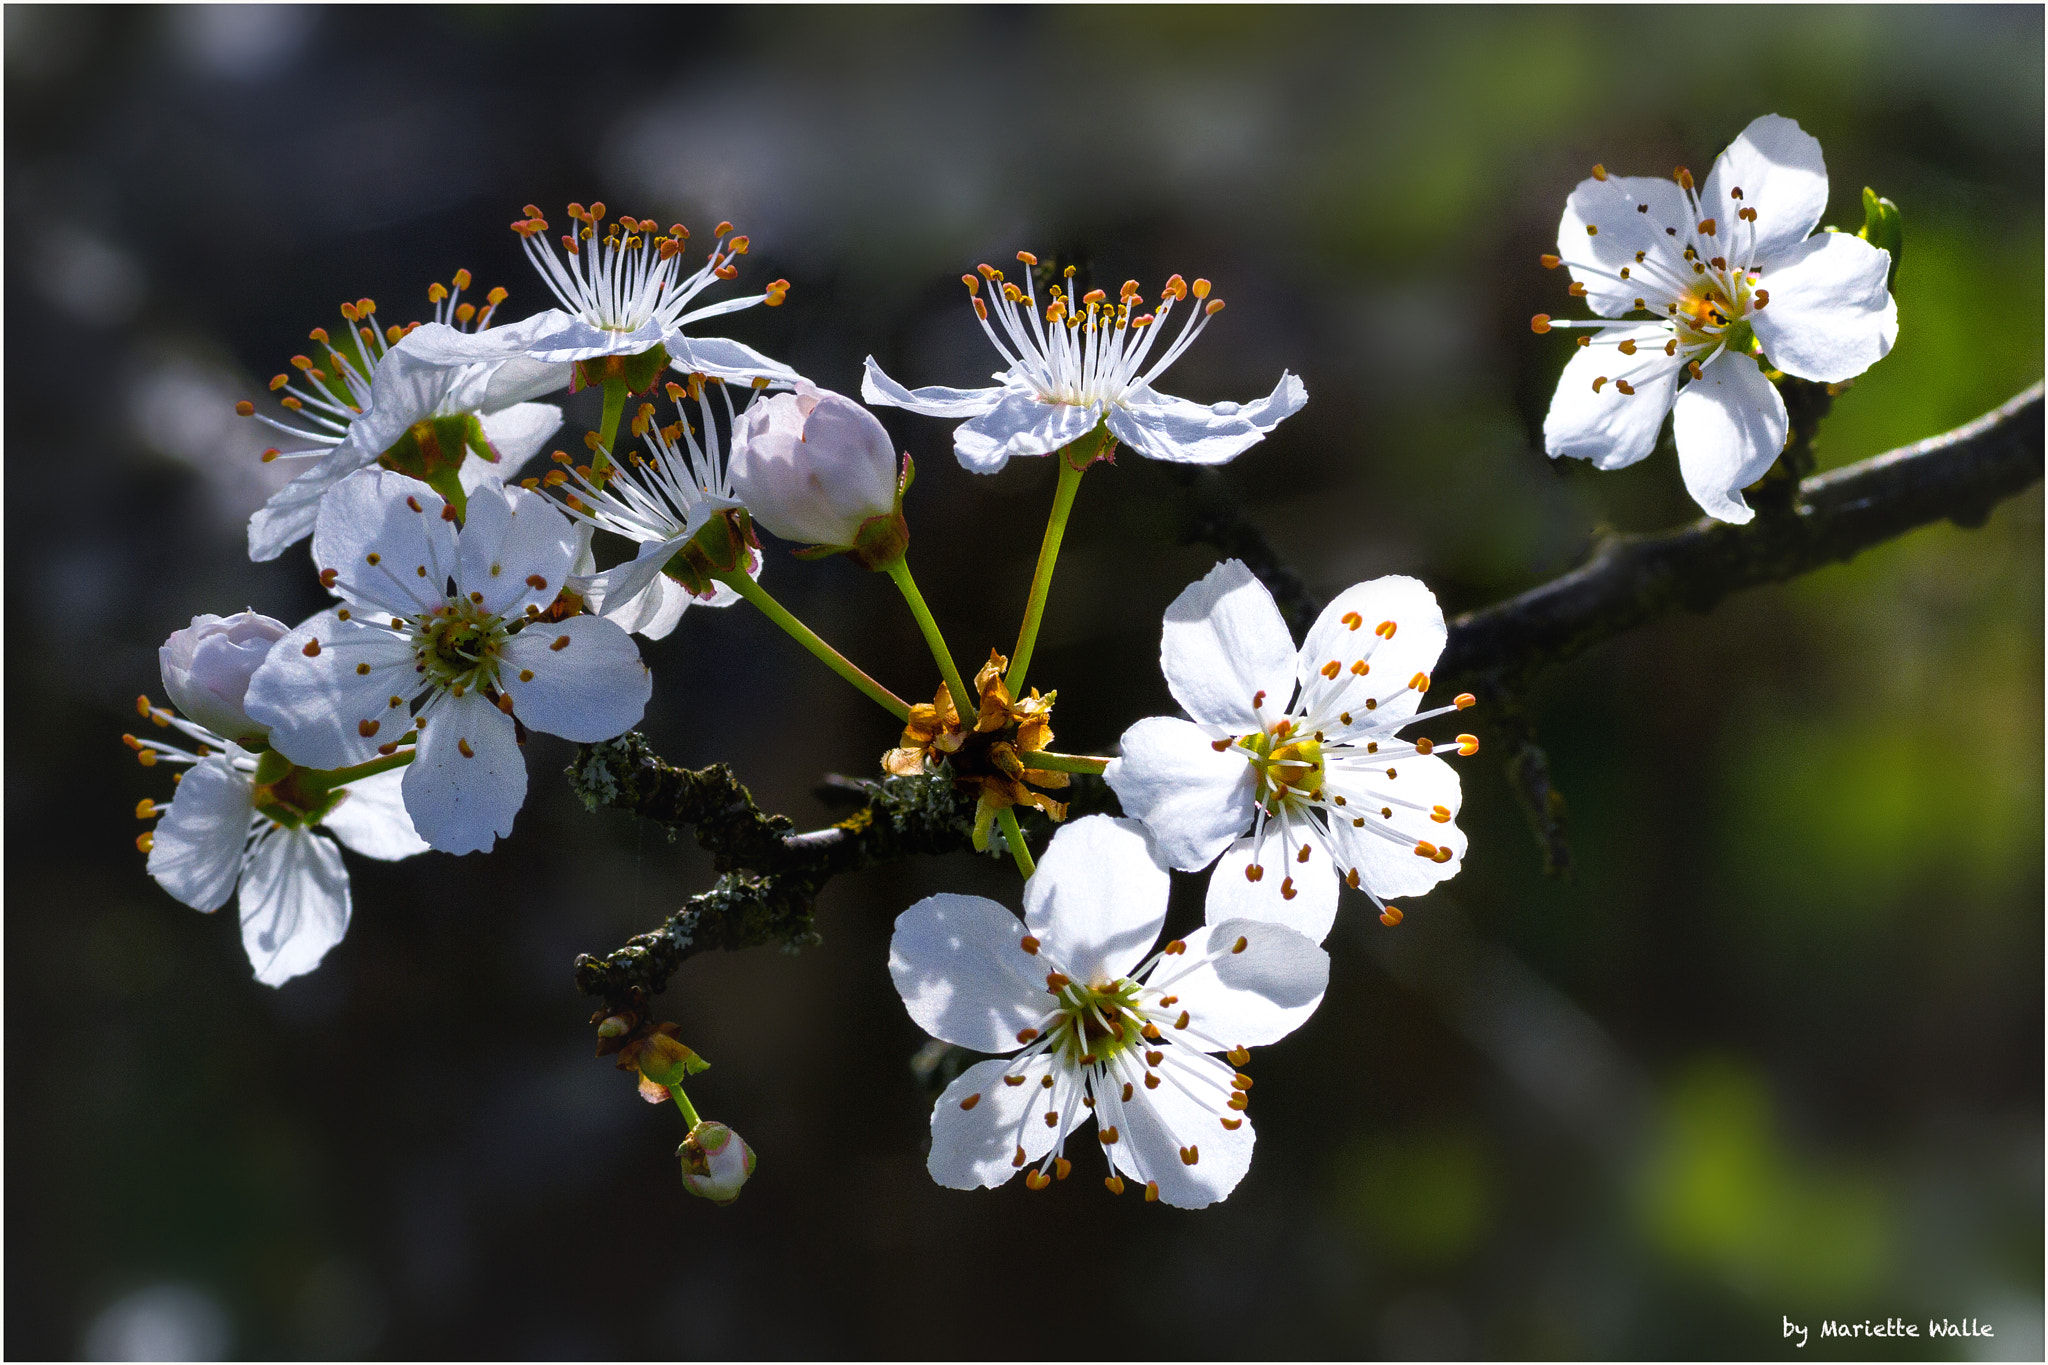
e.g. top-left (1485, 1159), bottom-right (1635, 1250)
top-left (7, 5), bottom-right (2041, 1359)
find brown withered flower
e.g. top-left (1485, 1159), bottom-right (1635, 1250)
top-left (884, 649), bottom-right (1068, 849)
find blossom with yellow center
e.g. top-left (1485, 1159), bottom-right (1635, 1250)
top-left (889, 816), bottom-right (1328, 1208)
top-left (1534, 114), bottom-right (1898, 523)
top-left (1107, 561), bottom-right (1476, 943)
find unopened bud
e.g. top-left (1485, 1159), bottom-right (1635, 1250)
top-left (159, 611), bottom-right (291, 742)
top-left (679, 1121), bottom-right (756, 1206)
top-left (728, 381), bottom-right (902, 552)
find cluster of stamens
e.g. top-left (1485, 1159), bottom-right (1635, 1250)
top-left (509, 202), bottom-right (787, 335)
top-left (237, 274), bottom-right (507, 466)
top-left (957, 931), bottom-right (1262, 1198)
top-left (961, 251), bottom-right (1225, 408)
top-left (1530, 163), bottom-right (1774, 398)
top-left (1210, 611), bottom-right (1477, 926)
top-left (123, 695), bottom-right (227, 854)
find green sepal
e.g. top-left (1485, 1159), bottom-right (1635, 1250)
top-left (661, 508), bottom-right (758, 596)
top-left (1857, 187), bottom-right (1903, 293)
top-left (378, 412), bottom-right (489, 521)
top-left (249, 750), bottom-right (345, 830)
top-left (572, 342), bottom-right (672, 396)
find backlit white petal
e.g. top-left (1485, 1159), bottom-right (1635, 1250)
top-left (1104, 716), bottom-right (1257, 871)
top-left (1022, 816), bottom-right (1170, 986)
top-left (238, 827), bottom-right (350, 986)
top-left (859, 357), bottom-right (1005, 418)
top-left (1749, 232), bottom-right (1898, 383)
top-left (1542, 324), bottom-right (1681, 471)
top-left (146, 758), bottom-right (255, 912)
top-left (457, 482), bottom-right (577, 619)
top-left (927, 1055), bottom-right (1061, 1190)
top-left (318, 767), bottom-right (429, 861)
top-left (244, 611), bottom-right (415, 771)
top-left (953, 389), bottom-right (1099, 475)
top-left (1672, 348), bottom-right (1787, 524)
top-left (403, 689), bottom-right (524, 855)
top-left (499, 615), bottom-right (651, 742)
top-left (1702, 114), bottom-right (1830, 267)
top-left (1171, 918), bottom-right (1330, 1047)
top-left (311, 469), bottom-right (460, 618)
top-left (1205, 828), bottom-right (1340, 943)
top-left (889, 893), bottom-right (1051, 1053)
top-left (1160, 560), bottom-right (1298, 730)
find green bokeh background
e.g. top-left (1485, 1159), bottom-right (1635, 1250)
top-left (6, 6), bottom-right (2039, 1359)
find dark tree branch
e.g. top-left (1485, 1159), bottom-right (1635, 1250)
top-left (571, 386), bottom-right (2042, 1006)
top-left (1436, 383), bottom-right (2042, 692)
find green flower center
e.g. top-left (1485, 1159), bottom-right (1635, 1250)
top-left (1047, 978), bottom-right (1145, 1067)
top-left (1239, 726), bottom-right (1325, 810)
top-left (415, 599), bottom-right (509, 692)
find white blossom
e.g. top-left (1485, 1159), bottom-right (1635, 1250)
top-left (244, 276), bottom-right (566, 561)
top-left (889, 815), bottom-right (1328, 1208)
top-left (244, 469), bottom-right (652, 855)
top-left (396, 203), bottom-right (798, 385)
top-left (130, 696), bottom-right (427, 986)
top-left (1106, 561), bottom-right (1474, 943)
top-left (863, 252), bottom-right (1305, 474)
top-left (1538, 114), bottom-right (1899, 523)
top-left (548, 375), bottom-right (765, 640)
top-left (158, 611), bottom-right (291, 744)
top-left (727, 381), bottom-right (902, 550)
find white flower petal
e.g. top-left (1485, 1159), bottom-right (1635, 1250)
top-left (889, 893), bottom-right (1052, 1053)
top-left (311, 468), bottom-right (461, 617)
top-left (396, 315), bottom-right (547, 367)
top-left (1702, 114), bottom-right (1830, 267)
top-left (953, 390), bottom-right (1099, 475)
top-left (589, 566), bottom-right (697, 640)
top-left (244, 611), bottom-right (416, 771)
top-left (402, 689), bottom-right (524, 855)
top-left (1558, 174), bottom-right (1696, 317)
top-left (1300, 575), bottom-right (1448, 726)
top-left (345, 346), bottom-right (485, 463)
top-left (1110, 1045), bottom-right (1254, 1208)
top-left (499, 615), bottom-right (651, 742)
top-left (1204, 827), bottom-right (1341, 943)
top-left (859, 357), bottom-right (1005, 418)
top-left (1671, 348), bottom-right (1787, 524)
top-left (1022, 816), bottom-right (1169, 986)
top-left (456, 482), bottom-right (576, 619)
top-left (318, 767), bottom-right (429, 861)
top-left (927, 1054), bottom-right (1062, 1190)
top-left (238, 826), bottom-right (351, 986)
top-left (1170, 918), bottom-right (1330, 1047)
top-left (482, 355), bottom-right (572, 411)
top-left (146, 758), bottom-right (254, 912)
top-left (1105, 373), bottom-right (1304, 465)
top-left (666, 335), bottom-right (803, 388)
top-left (1160, 559), bottom-right (1298, 731)
top-left (246, 443), bottom-right (376, 562)
top-left (1105, 716), bottom-right (1257, 872)
top-left (1749, 232), bottom-right (1898, 384)
top-left (475, 402), bottom-right (564, 482)
top-left (1542, 324), bottom-right (1681, 471)
top-left (1325, 752), bottom-right (1467, 899)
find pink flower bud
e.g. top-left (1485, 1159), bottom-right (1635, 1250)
top-left (728, 382), bottom-right (900, 549)
top-left (159, 612), bottom-right (291, 742)
top-left (679, 1120), bottom-right (757, 1206)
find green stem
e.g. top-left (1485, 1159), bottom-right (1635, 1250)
top-left (1006, 440), bottom-right (1093, 695)
top-left (594, 377), bottom-right (628, 478)
top-left (669, 1084), bottom-right (702, 1130)
top-left (717, 571), bottom-right (911, 722)
top-left (996, 807), bottom-right (1036, 878)
top-left (1023, 750), bottom-right (1109, 775)
top-left (883, 556), bottom-right (973, 715)
top-left (310, 748), bottom-right (415, 792)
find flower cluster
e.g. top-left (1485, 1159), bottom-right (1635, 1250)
top-left (131, 113), bottom-right (1896, 1211)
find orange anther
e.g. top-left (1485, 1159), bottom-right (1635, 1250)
top-left (1457, 734), bottom-right (1479, 756)
top-left (1015, 250), bottom-right (1038, 265)
top-left (1591, 163), bottom-right (1608, 181)
top-left (1375, 620), bottom-right (1397, 639)
top-left (1530, 314), bottom-right (1552, 334)
top-left (1380, 906), bottom-right (1404, 927)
